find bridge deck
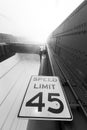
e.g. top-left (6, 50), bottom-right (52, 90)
top-left (0, 53), bottom-right (40, 130)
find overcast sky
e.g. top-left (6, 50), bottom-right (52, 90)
top-left (0, 0), bottom-right (84, 44)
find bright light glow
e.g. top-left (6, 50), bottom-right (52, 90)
top-left (0, 0), bottom-right (84, 44)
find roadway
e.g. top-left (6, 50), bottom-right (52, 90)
top-left (0, 53), bottom-right (40, 130)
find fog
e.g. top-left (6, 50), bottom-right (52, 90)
top-left (0, 0), bottom-right (84, 44)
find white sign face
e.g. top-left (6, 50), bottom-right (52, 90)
top-left (18, 76), bottom-right (73, 121)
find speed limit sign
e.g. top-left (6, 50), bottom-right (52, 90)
top-left (18, 76), bottom-right (73, 121)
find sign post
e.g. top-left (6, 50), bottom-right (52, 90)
top-left (18, 76), bottom-right (73, 121)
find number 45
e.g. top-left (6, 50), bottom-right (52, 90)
top-left (26, 92), bottom-right (64, 114)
